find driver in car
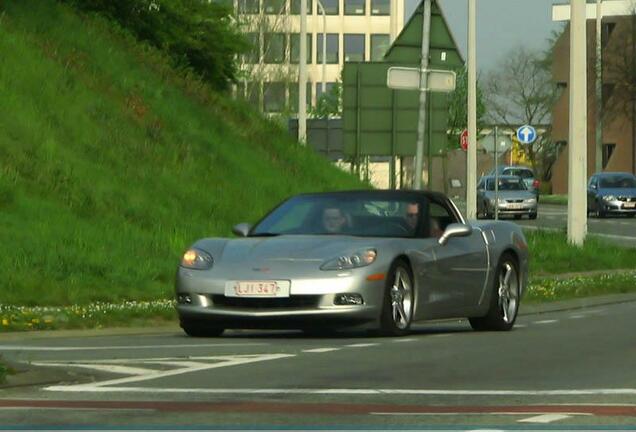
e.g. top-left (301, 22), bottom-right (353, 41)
top-left (321, 207), bottom-right (349, 234)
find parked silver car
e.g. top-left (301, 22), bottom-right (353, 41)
top-left (477, 175), bottom-right (538, 220)
top-left (175, 190), bottom-right (529, 337)
top-left (489, 165), bottom-right (540, 198)
top-left (587, 172), bottom-right (636, 218)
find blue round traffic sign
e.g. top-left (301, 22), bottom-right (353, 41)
top-left (516, 125), bottom-right (537, 145)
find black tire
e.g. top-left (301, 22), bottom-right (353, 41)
top-left (180, 319), bottom-right (224, 337)
top-left (379, 259), bottom-right (414, 336)
top-left (629, 214), bottom-right (636, 218)
top-left (514, 215), bottom-right (522, 220)
top-left (597, 201), bottom-right (606, 218)
top-left (529, 212), bottom-right (537, 220)
top-left (468, 253), bottom-right (520, 332)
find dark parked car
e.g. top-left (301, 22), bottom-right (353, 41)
top-left (587, 172), bottom-right (636, 218)
top-left (488, 166), bottom-right (540, 198)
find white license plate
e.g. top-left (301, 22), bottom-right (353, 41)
top-left (624, 202), bottom-right (636, 209)
top-left (224, 281), bottom-right (290, 298)
top-left (507, 203), bottom-right (524, 209)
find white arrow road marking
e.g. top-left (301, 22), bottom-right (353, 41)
top-left (39, 354), bottom-right (294, 391)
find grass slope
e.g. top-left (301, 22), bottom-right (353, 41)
top-left (0, 1), bottom-right (363, 306)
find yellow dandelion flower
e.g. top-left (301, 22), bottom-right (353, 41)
top-left (1, 319), bottom-right (8, 326)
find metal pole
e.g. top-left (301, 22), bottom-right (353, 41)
top-left (414, 0), bottom-right (432, 190)
top-left (494, 126), bottom-right (499, 220)
top-left (568, 0), bottom-right (588, 246)
top-left (466, 0), bottom-right (477, 219)
top-left (317, 0), bottom-right (327, 94)
top-left (298, 0), bottom-right (308, 144)
top-left (595, 0), bottom-right (603, 173)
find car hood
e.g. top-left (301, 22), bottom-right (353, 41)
top-left (598, 188), bottom-right (636, 197)
top-left (200, 235), bottom-right (392, 264)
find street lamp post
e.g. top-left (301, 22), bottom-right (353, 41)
top-left (568, 0), bottom-right (588, 246)
top-left (466, 0), bottom-right (477, 219)
top-left (298, 0), bottom-right (308, 144)
top-left (595, 0), bottom-right (603, 173)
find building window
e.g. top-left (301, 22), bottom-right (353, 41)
top-left (321, 0), bottom-right (339, 15)
top-left (344, 0), bottom-right (365, 15)
top-left (602, 22), bottom-right (617, 47)
top-left (238, 0), bottom-right (259, 14)
top-left (290, 0), bottom-right (313, 14)
top-left (371, 0), bottom-right (390, 15)
top-left (263, 0), bottom-right (286, 14)
top-left (602, 83), bottom-right (615, 107)
top-left (316, 82), bottom-right (336, 103)
top-left (244, 81), bottom-right (261, 107)
top-left (344, 34), bottom-right (365, 62)
top-left (317, 33), bottom-right (339, 64)
top-left (289, 83), bottom-right (313, 111)
top-left (264, 82), bottom-right (286, 112)
top-left (603, 143), bottom-right (616, 169)
top-left (370, 34), bottom-right (390, 61)
top-left (263, 33), bottom-right (286, 63)
top-left (290, 34), bottom-right (312, 64)
top-left (243, 32), bottom-right (260, 64)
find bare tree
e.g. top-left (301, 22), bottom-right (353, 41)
top-left (483, 45), bottom-right (559, 180)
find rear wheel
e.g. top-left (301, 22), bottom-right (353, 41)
top-left (379, 259), bottom-right (414, 336)
top-left (180, 319), bottom-right (224, 337)
top-left (469, 253), bottom-right (520, 332)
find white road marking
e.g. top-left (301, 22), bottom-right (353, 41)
top-left (514, 324), bottom-right (527, 328)
top-left (533, 320), bottom-right (558, 325)
top-left (0, 343), bottom-right (267, 351)
top-left (302, 348), bottom-right (341, 353)
top-left (44, 386), bottom-right (636, 396)
top-left (31, 363), bottom-right (156, 376)
top-left (38, 354), bottom-right (294, 389)
top-left (392, 338), bottom-right (417, 343)
top-left (344, 343), bottom-right (379, 348)
top-left (569, 315), bottom-right (585, 319)
top-left (518, 413), bottom-right (573, 423)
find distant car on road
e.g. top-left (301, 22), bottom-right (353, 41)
top-left (175, 190), bottom-right (529, 337)
top-left (488, 165), bottom-right (540, 198)
top-left (477, 175), bottom-right (538, 220)
top-left (587, 172), bottom-right (636, 218)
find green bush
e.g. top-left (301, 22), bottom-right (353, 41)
top-left (59, 0), bottom-right (248, 91)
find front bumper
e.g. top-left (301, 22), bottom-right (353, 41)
top-left (600, 200), bottom-right (636, 214)
top-left (175, 268), bottom-right (385, 329)
top-left (489, 202), bottom-right (537, 216)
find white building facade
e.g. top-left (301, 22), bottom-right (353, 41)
top-left (235, 0), bottom-right (405, 113)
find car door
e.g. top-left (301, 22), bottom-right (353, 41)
top-left (422, 199), bottom-right (489, 317)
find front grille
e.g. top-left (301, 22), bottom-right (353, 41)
top-left (211, 295), bottom-right (321, 310)
top-left (506, 199), bottom-right (524, 203)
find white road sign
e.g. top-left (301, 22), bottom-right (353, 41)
top-left (387, 67), bottom-right (456, 93)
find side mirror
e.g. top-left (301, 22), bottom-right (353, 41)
top-left (438, 223), bottom-right (473, 246)
top-left (232, 223), bottom-right (251, 237)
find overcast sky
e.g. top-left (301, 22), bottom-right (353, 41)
top-left (405, 0), bottom-right (565, 71)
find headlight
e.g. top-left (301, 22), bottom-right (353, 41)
top-left (525, 198), bottom-right (537, 204)
top-left (180, 248), bottom-right (213, 270)
top-left (321, 249), bottom-right (377, 271)
top-left (603, 195), bottom-right (616, 202)
top-left (497, 198), bottom-right (506, 204)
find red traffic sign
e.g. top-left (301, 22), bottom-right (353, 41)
top-left (460, 129), bottom-right (468, 151)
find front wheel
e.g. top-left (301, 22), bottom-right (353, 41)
top-left (468, 253), bottom-right (520, 331)
top-left (379, 259), bottom-right (414, 336)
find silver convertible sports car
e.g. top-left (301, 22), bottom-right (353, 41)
top-left (176, 190), bottom-right (529, 337)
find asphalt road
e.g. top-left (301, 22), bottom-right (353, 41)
top-left (1, 300), bottom-right (636, 429)
top-left (516, 204), bottom-right (636, 247)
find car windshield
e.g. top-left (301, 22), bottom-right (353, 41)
top-left (503, 168), bottom-right (534, 179)
top-left (599, 175), bottom-right (636, 189)
top-left (251, 193), bottom-right (429, 238)
top-left (486, 177), bottom-right (527, 191)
